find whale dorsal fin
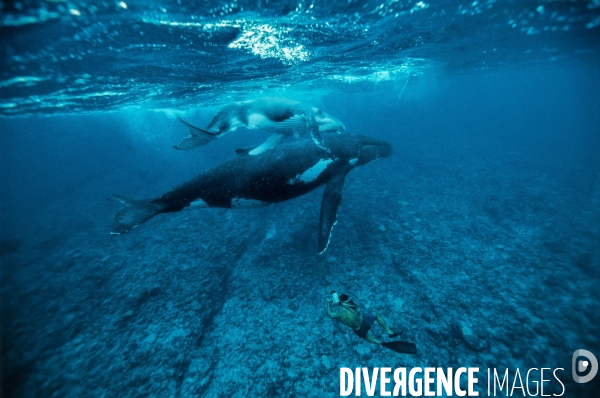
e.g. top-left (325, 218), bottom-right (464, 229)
top-left (318, 172), bottom-right (347, 254)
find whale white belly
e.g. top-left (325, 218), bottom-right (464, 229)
top-left (247, 113), bottom-right (274, 129)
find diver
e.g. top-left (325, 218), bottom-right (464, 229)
top-left (326, 291), bottom-right (417, 355)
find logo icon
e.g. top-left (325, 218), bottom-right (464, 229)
top-left (572, 349), bottom-right (598, 383)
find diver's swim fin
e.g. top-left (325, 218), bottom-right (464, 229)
top-left (381, 341), bottom-right (417, 355)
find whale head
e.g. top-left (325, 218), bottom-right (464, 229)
top-left (325, 134), bottom-right (392, 167)
top-left (351, 135), bottom-right (393, 166)
top-left (312, 107), bottom-right (346, 133)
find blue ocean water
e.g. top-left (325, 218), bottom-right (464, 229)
top-left (1, 0), bottom-right (599, 397)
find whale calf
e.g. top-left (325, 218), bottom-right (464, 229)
top-left (112, 134), bottom-right (391, 253)
top-left (174, 97), bottom-right (346, 155)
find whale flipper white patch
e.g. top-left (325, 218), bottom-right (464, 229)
top-left (235, 146), bottom-right (257, 155)
top-left (318, 172), bottom-right (346, 254)
top-left (288, 158), bottom-right (334, 185)
top-left (248, 133), bottom-right (285, 156)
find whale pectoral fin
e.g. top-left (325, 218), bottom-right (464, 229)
top-left (111, 196), bottom-right (165, 234)
top-left (318, 172), bottom-right (347, 254)
top-left (310, 129), bottom-right (329, 152)
top-left (305, 111), bottom-right (330, 153)
top-left (235, 146), bottom-right (257, 155)
top-left (248, 133), bottom-right (285, 156)
top-left (174, 117), bottom-right (218, 150)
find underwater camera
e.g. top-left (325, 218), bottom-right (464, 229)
top-left (330, 291), bottom-right (340, 304)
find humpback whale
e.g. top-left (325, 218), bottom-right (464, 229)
top-left (174, 97), bottom-right (346, 155)
top-left (112, 134), bottom-right (392, 253)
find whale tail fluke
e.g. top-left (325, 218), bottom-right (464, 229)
top-left (111, 196), bottom-right (165, 234)
top-left (112, 195), bottom-right (139, 206)
top-left (174, 116), bottom-right (218, 150)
